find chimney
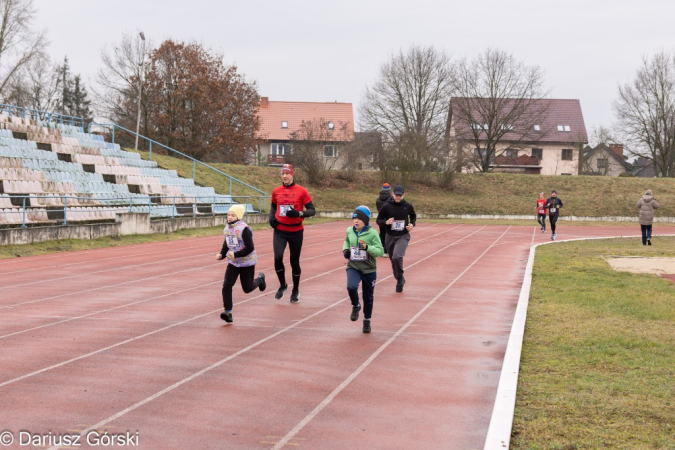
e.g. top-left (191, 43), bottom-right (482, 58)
top-left (609, 144), bottom-right (623, 158)
top-left (260, 97), bottom-right (269, 107)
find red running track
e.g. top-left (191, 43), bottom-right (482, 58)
top-left (0, 222), bottom-right (660, 449)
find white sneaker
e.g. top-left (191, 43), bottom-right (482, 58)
top-left (382, 253), bottom-right (389, 258)
top-left (551, 234), bottom-right (556, 241)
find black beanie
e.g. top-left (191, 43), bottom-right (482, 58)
top-left (353, 205), bottom-right (371, 225)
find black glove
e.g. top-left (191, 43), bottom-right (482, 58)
top-left (343, 249), bottom-right (351, 259)
top-left (269, 217), bottom-right (279, 229)
top-left (286, 209), bottom-right (301, 218)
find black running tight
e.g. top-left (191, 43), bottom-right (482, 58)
top-left (273, 228), bottom-right (304, 289)
top-left (549, 214), bottom-right (558, 234)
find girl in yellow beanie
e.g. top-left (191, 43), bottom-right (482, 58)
top-left (216, 204), bottom-right (266, 322)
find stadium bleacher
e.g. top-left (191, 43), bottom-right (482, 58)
top-left (0, 107), bottom-right (245, 227)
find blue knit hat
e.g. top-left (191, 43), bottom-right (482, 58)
top-left (353, 205), bottom-right (371, 225)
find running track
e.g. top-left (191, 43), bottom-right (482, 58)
top-left (0, 222), bottom-right (658, 449)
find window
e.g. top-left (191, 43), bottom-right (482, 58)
top-left (323, 145), bottom-right (338, 157)
top-left (328, 122), bottom-right (334, 130)
top-left (501, 124), bottom-right (514, 131)
top-left (564, 125), bottom-right (571, 132)
top-left (597, 158), bottom-right (608, 169)
top-left (531, 148), bottom-right (543, 159)
top-left (271, 143), bottom-right (290, 155)
top-left (474, 148), bottom-right (494, 162)
top-left (471, 123), bottom-right (488, 131)
top-left (561, 149), bottom-right (573, 160)
top-left (506, 149), bottom-right (518, 158)
top-left (281, 121), bottom-right (288, 129)
top-left (557, 125), bottom-right (571, 132)
top-left (533, 124), bottom-right (541, 131)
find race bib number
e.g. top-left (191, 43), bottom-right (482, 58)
top-left (350, 246), bottom-right (368, 261)
top-left (550, 207), bottom-right (557, 214)
top-left (538, 208), bottom-right (545, 215)
top-left (226, 235), bottom-right (238, 248)
top-left (391, 220), bottom-right (405, 231)
top-left (279, 204), bottom-right (294, 217)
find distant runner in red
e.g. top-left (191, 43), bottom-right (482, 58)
top-left (269, 164), bottom-right (316, 303)
top-left (536, 191), bottom-right (547, 233)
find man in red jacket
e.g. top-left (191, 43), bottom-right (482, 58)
top-left (269, 164), bottom-right (316, 303)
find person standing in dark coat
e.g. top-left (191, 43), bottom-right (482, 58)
top-left (637, 189), bottom-right (658, 245)
top-left (376, 185), bottom-right (416, 292)
top-left (375, 183), bottom-right (392, 256)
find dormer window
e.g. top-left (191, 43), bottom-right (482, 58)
top-left (533, 124), bottom-right (541, 131)
top-left (281, 121), bottom-right (288, 129)
top-left (557, 125), bottom-right (571, 132)
top-left (328, 122), bottom-right (334, 130)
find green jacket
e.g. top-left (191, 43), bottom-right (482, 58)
top-left (342, 225), bottom-right (384, 273)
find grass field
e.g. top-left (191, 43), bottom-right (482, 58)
top-left (511, 237), bottom-right (675, 449)
top-left (129, 149), bottom-right (675, 218)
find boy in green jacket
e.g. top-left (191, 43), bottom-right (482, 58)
top-left (342, 206), bottom-right (384, 333)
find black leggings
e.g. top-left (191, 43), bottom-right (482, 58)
top-left (549, 214), bottom-right (559, 234)
top-left (273, 228), bottom-right (304, 290)
top-left (222, 264), bottom-right (258, 311)
top-left (537, 214), bottom-right (547, 228)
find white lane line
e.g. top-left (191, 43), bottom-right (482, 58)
top-left (271, 226), bottom-right (510, 449)
top-left (0, 264), bottom-right (346, 389)
top-left (0, 232), bottom-right (343, 290)
top-left (44, 225), bottom-right (484, 450)
top-left (0, 248), bottom-right (340, 334)
top-left (1, 225), bottom-right (455, 332)
top-left (0, 239), bottom-right (345, 309)
top-left (483, 232), bottom-right (675, 450)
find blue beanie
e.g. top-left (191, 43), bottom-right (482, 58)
top-left (353, 205), bottom-right (371, 225)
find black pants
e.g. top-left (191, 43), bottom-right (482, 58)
top-left (549, 214), bottom-right (559, 234)
top-left (641, 224), bottom-right (652, 245)
top-left (378, 224), bottom-right (387, 250)
top-left (537, 214), bottom-right (547, 229)
top-left (273, 228), bottom-right (304, 290)
top-left (347, 268), bottom-right (376, 320)
top-left (222, 264), bottom-right (258, 311)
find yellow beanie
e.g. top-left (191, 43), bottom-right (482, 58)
top-left (228, 204), bottom-right (246, 220)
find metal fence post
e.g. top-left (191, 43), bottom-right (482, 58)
top-left (193, 160), bottom-right (196, 181)
top-left (21, 196), bottom-right (27, 228)
top-left (149, 141), bottom-right (152, 160)
top-left (171, 196), bottom-right (176, 219)
top-left (63, 196), bottom-right (68, 225)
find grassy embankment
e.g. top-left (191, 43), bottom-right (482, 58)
top-left (512, 237), bottom-right (675, 449)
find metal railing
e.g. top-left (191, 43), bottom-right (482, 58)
top-left (0, 104), bottom-right (85, 129)
top-left (0, 194), bottom-right (266, 228)
top-left (88, 122), bottom-right (267, 211)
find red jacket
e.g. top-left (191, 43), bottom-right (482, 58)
top-left (271, 183), bottom-right (313, 232)
top-left (537, 199), bottom-right (547, 215)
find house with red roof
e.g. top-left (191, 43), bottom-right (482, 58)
top-left (254, 97), bottom-right (354, 166)
top-left (448, 98), bottom-right (588, 175)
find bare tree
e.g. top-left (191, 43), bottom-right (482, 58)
top-left (0, 0), bottom-right (47, 100)
top-left (449, 48), bottom-right (550, 172)
top-left (93, 33), bottom-right (149, 137)
top-left (287, 118), bottom-right (351, 185)
top-left (613, 51), bottom-right (675, 177)
top-left (360, 45), bottom-right (454, 176)
top-left (3, 56), bottom-right (62, 111)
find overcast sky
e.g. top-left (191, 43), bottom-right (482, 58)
top-left (34, 0), bottom-right (675, 136)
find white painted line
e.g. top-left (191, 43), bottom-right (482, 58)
top-left (272, 227), bottom-right (510, 450)
top-left (43, 224), bottom-right (483, 450)
top-left (483, 232), bottom-right (675, 450)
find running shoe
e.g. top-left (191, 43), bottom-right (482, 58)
top-left (220, 311), bottom-right (233, 323)
top-left (648, 239), bottom-right (652, 246)
top-left (275, 284), bottom-right (288, 299)
top-left (395, 276), bottom-right (405, 292)
top-left (551, 234), bottom-right (556, 241)
top-left (362, 319), bottom-right (371, 333)
top-left (258, 273), bottom-right (267, 291)
top-left (290, 290), bottom-right (299, 303)
top-left (350, 305), bottom-right (361, 321)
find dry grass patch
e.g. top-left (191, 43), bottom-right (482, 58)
top-left (512, 237), bottom-right (675, 449)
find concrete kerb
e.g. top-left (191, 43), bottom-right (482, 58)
top-left (483, 233), bottom-right (675, 450)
